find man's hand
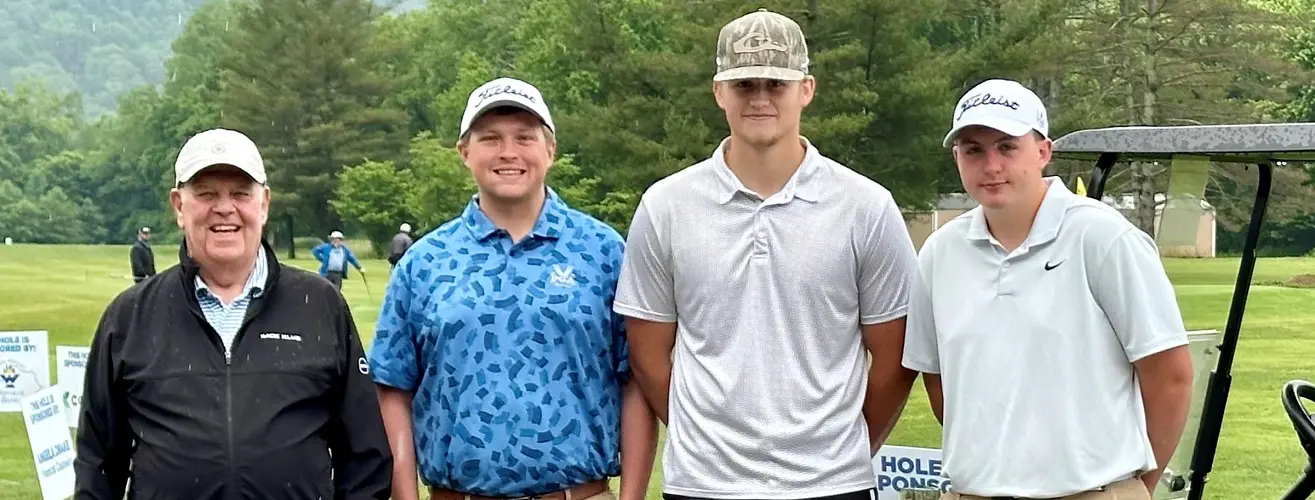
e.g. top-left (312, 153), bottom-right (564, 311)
top-left (861, 317), bottom-right (918, 455)
top-left (1134, 345), bottom-right (1194, 494)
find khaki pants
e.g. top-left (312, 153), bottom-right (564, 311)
top-left (942, 478), bottom-right (1151, 500)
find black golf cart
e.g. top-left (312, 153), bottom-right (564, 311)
top-left (1050, 123), bottom-right (1315, 500)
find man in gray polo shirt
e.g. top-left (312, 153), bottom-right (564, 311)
top-left (614, 8), bottom-right (920, 500)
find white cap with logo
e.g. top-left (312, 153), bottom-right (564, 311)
top-left (459, 77), bottom-right (555, 139)
top-left (943, 79), bottom-right (1049, 148)
top-left (174, 128), bottom-right (267, 185)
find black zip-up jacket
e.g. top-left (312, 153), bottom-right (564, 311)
top-left (74, 240), bottom-right (393, 500)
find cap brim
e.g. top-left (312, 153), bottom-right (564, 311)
top-left (462, 99), bottom-right (552, 137)
top-left (176, 161), bottom-right (266, 185)
top-left (713, 66), bottom-right (807, 82)
top-left (942, 116), bottom-right (1038, 148)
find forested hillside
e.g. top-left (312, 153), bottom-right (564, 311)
top-left (0, 0), bottom-right (425, 117)
top-left (0, 0), bottom-right (212, 117)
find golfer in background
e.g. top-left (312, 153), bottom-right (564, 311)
top-left (75, 127), bottom-right (392, 499)
top-left (312, 230), bottom-right (363, 290)
top-left (388, 222), bottom-right (413, 271)
top-left (129, 226), bottom-right (156, 283)
top-left (369, 77), bottom-right (656, 500)
top-left (902, 78), bottom-right (1194, 499)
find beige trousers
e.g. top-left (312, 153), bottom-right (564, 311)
top-left (941, 478), bottom-right (1151, 500)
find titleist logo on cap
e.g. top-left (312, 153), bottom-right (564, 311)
top-left (475, 84), bottom-right (537, 107)
top-left (957, 93), bottom-right (1020, 120)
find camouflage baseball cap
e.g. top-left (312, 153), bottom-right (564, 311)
top-left (714, 9), bottom-right (809, 81)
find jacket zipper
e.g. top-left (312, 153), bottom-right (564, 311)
top-left (227, 312), bottom-right (259, 500)
top-left (226, 351), bottom-right (236, 500)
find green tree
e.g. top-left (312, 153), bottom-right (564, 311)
top-left (218, 0), bottom-right (409, 255)
top-left (332, 159), bottom-right (417, 254)
top-left (405, 132), bottom-right (477, 231)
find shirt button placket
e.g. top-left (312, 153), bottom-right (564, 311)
top-left (752, 207), bottom-right (768, 257)
top-left (998, 259), bottom-right (1013, 296)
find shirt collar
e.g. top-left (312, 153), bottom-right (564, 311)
top-left (712, 136), bottom-right (824, 205)
top-left (195, 245), bottom-right (269, 301)
top-left (461, 187), bottom-right (569, 241)
top-left (968, 176), bottom-right (1073, 247)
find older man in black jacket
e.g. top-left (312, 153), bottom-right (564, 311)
top-left (74, 128), bottom-right (392, 500)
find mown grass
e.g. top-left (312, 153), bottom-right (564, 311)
top-left (0, 245), bottom-right (1311, 499)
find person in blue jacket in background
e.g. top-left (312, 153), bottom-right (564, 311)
top-left (312, 230), bottom-right (363, 291)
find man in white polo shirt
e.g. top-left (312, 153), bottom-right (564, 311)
top-left (902, 78), bottom-right (1195, 499)
top-left (614, 8), bottom-right (920, 500)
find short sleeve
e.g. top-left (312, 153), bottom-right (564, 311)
top-left (901, 252), bottom-right (940, 374)
top-left (613, 197), bottom-right (677, 323)
top-left (857, 195), bottom-right (919, 325)
top-left (1090, 227), bottom-right (1189, 362)
top-left (367, 258), bottom-right (420, 391)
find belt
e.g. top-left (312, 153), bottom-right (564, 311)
top-left (428, 479), bottom-right (609, 500)
top-left (962, 477), bottom-right (1144, 500)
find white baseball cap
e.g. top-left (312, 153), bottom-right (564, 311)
top-left (329, 230), bottom-right (344, 239)
top-left (174, 128), bottom-right (267, 185)
top-left (459, 77), bottom-right (555, 138)
top-left (399, 223), bottom-right (411, 232)
top-left (943, 79), bottom-right (1049, 148)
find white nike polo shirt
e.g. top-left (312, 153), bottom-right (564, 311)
top-left (902, 176), bottom-right (1189, 498)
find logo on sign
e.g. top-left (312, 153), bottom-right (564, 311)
top-left (0, 364), bottom-right (18, 388)
top-left (63, 391), bottom-right (79, 410)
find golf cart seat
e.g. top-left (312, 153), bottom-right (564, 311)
top-left (1282, 380), bottom-right (1315, 500)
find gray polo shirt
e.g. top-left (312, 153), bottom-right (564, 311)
top-left (614, 137), bottom-right (918, 498)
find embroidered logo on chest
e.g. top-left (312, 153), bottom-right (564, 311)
top-left (260, 332), bottom-right (302, 342)
top-left (549, 264), bottom-right (577, 288)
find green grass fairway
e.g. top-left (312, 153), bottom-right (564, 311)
top-left (0, 245), bottom-right (1312, 499)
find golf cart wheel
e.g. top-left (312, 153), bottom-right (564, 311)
top-left (1280, 380), bottom-right (1315, 500)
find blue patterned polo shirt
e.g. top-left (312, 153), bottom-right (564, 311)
top-left (368, 188), bottom-right (630, 496)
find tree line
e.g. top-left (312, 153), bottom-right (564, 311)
top-left (6, 0), bottom-right (1315, 256)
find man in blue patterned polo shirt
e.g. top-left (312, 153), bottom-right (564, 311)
top-left (368, 77), bottom-right (658, 500)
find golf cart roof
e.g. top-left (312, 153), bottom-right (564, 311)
top-left (1051, 123), bottom-right (1315, 163)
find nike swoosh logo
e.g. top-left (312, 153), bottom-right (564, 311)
top-left (1045, 261), bottom-right (1065, 271)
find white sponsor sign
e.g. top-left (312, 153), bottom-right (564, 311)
top-left (872, 445), bottom-right (951, 499)
top-left (0, 331), bottom-right (51, 412)
top-left (56, 346), bottom-right (90, 428)
top-left (22, 385), bottom-right (76, 499)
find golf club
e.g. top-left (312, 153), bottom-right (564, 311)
top-left (357, 267), bottom-right (373, 302)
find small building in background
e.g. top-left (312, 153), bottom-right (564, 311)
top-left (905, 192), bottom-right (1216, 258)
